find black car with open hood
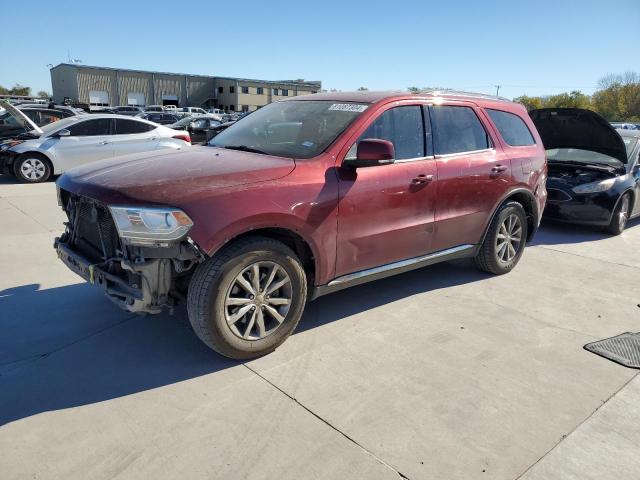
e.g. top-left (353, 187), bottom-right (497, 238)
top-left (529, 108), bottom-right (640, 235)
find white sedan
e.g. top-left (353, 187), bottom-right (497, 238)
top-left (0, 104), bottom-right (191, 183)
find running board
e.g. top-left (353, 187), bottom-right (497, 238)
top-left (310, 244), bottom-right (477, 300)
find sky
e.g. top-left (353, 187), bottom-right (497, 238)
top-left (1, 0), bottom-right (638, 100)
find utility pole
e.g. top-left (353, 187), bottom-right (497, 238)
top-left (495, 85), bottom-right (501, 96)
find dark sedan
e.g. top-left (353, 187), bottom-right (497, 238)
top-left (530, 108), bottom-right (639, 235)
top-left (137, 112), bottom-right (180, 125)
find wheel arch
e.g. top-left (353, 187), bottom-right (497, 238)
top-left (13, 151), bottom-right (54, 178)
top-left (480, 188), bottom-right (539, 245)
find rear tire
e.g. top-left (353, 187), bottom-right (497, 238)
top-left (605, 193), bottom-right (631, 235)
top-left (14, 153), bottom-right (51, 183)
top-left (475, 201), bottom-right (528, 275)
top-left (187, 236), bottom-right (307, 359)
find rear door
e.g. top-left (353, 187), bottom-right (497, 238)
top-left (429, 103), bottom-right (508, 251)
top-left (111, 118), bottom-right (159, 156)
top-left (51, 118), bottom-right (114, 171)
top-left (336, 103), bottom-right (438, 276)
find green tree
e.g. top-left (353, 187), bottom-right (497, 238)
top-left (592, 72), bottom-right (640, 121)
top-left (513, 95), bottom-right (543, 111)
top-left (0, 85), bottom-right (9, 95)
top-left (357, 86), bottom-right (368, 91)
top-left (407, 86), bottom-right (420, 93)
top-left (543, 90), bottom-right (591, 109)
top-left (37, 90), bottom-right (50, 98)
top-left (9, 84), bottom-right (31, 96)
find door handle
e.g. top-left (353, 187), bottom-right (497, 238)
top-left (411, 174), bottom-right (434, 185)
top-left (491, 164), bottom-right (508, 174)
top-left (99, 140), bottom-right (110, 145)
top-left (150, 137), bottom-right (158, 140)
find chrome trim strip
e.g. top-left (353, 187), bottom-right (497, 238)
top-left (328, 244), bottom-right (475, 286)
top-left (436, 148), bottom-right (495, 158)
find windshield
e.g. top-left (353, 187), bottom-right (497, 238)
top-left (40, 116), bottom-right (80, 136)
top-left (208, 100), bottom-right (368, 159)
top-left (622, 136), bottom-right (638, 157)
top-left (0, 110), bottom-right (23, 127)
top-left (546, 148), bottom-right (626, 168)
top-left (174, 117), bottom-right (196, 126)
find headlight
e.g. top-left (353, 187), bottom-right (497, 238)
top-left (109, 206), bottom-right (194, 246)
top-left (572, 178), bottom-right (616, 194)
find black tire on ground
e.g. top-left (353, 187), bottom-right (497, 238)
top-left (13, 153), bottom-right (52, 183)
top-left (187, 236), bottom-right (307, 359)
top-left (605, 193), bottom-right (631, 236)
top-left (475, 201), bottom-right (528, 275)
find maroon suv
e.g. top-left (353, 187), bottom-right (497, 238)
top-left (55, 91), bottom-right (547, 358)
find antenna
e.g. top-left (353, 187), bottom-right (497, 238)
top-left (494, 85), bottom-right (501, 96)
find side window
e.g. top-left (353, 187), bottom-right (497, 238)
top-left (348, 106), bottom-right (425, 161)
top-left (430, 106), bottom-right (492, 155)
top-left (39, 112), bottom-right (62, 125)
top-left (67, 118), bottom-right (112, 136)
top-left (486, 109), bottom-right (535, 146)
top-left (115, 119), bottom-right (156, 134)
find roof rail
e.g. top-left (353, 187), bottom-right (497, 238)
top-left (414, 89), bottom-right (510, 102)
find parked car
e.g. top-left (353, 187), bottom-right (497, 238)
top-left (175, 107), bottom-right (208, 119)
top-left (137, 112), bottom-right (180, 125)
top-left (205, 120), bottom-right (236, 142)
top-left (0, 103), bottom-right (79, 140)
top-left (0, 104), bottom-right (190, 182)
top-left (530, 108), bottom-right (640, 234)
top-left (53, 90), bottom-right (547, 358)
top-left (144, 105), bottom-right (165, 112)
top-left (112, 106), bottom-right (144, 116)
top-left (610, 122), bottom-right (637, 130)
top-left (169, 115), bottom-right (222, 144)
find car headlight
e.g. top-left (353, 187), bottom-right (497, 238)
top-left (572, 178), bottom-right (616, 194)
top-left (109, 206), bottom-right (194, 245)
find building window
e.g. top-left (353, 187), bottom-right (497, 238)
top-left (229, 105), bottom-right (235, 111)
top-left (282, 89), bottom-right (289, 96)
top-left (217, 86), bottom-right (223, 93)
top-left (273, 88), bottom-right (278, 95)
top-left (257, 87), bottom-right (264, 95)
top-left (242, 105), bottom-right (249, 112)
top-left (219, 105), bottom-right (224, 110)
top-left (229, 86), bottom-right (235, 93)
top-left (241, 86), bottom-right (249, 94)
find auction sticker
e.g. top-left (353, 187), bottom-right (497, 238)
top-left (328, 104), bottom-right (368, 112)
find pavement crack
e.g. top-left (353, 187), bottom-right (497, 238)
top-left (243, 363), bottom-right (411, 480)
top-left (514, 371), bottom-right (640, 480)
top-left (0, 314), bottom-right (137, 374)
top-left (4, 197), bottom-right (52, 232)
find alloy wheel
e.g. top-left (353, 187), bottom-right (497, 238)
top-left (224, 261), bottom-right (292, 340)
top-left (618, 196), bottom-right (630, 231)
top-left (496, 213), bottom-right (522, 263)
top-left (20, 158), bottom-right (46, 180)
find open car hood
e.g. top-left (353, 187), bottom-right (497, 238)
top-left (0, 101), bottom-right (43, 134)
top-left (529, 108), bottom-right (627, 164)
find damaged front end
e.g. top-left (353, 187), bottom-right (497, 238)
top-left (54, 188), bottom-right (205, 314)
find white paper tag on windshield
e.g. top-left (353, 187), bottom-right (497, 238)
top-left (328, 103), bottom-right (368, 113)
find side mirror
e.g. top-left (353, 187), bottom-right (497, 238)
top-left (345, 139), bottom-right (395, 168)
top-left (56, 129), bottom-right (70, 137)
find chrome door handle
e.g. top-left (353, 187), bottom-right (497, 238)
top-left (99, 140), bottom-right (110, 145)
top-left (150, 137), bottom-right (158, 140)
top-left (491, 165), bottom-right (508, 173)
top-left (411, 174), bottom-right (434, 185)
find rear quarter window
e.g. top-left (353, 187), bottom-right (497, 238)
top-left (487, 109), bottom-right (535, 146)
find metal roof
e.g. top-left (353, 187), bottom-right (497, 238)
top-left (50, 63), bottom-right (321, 89)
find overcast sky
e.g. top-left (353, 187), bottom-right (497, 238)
top-left (1, 0), bottom-right (638, 99)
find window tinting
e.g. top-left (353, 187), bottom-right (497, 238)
top-left (430, 106), bottom-right (491, 155)
top-left (115, 118), bottom-right (156, 134)
top-left (357, 106), bottom-right (425, 160)
top-left (241, 86), bottom-right (249, 94)
top-left (487, 109), bottom-right (535, 146)
top-left (68, 118), bottom-right (112, 136)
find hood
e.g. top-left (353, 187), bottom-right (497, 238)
top-left (529, 108), bottom-right (627, 164)
top-left (57, 147), bottom-right (296, 206)
top-left (0, 101), bottom-right (42, 134)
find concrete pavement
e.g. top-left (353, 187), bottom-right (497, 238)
top-left (0, 176), bottom-right (638, 479)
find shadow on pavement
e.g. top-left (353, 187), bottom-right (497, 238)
top-left (0, 260), bottom-right (488, 425)
top-left (532, 218), bottom-right (640, 247)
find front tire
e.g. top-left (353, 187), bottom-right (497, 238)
top-left (606, 193), bottom-right (631, 235)
top-left (475, 201), bottom-right (528, 275)
top-left (187, 237), bottom-right (307, 359)
top-left (14, 154), bottom-right (51, 183)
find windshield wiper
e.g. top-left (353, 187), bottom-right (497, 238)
top-left (220, 145), bottom-right (268, 155)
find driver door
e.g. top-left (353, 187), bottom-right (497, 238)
top-left (51, 118), bottom-right (114, 171)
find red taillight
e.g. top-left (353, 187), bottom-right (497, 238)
top-left (173, 134), bottom-right (191, 143)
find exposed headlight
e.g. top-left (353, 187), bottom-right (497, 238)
top-left (572, 178), bottom-right (616, 194)
top-left (109, 206), bottom-right (194, 246)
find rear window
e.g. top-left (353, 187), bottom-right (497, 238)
top-left (487, 109), bottom-right (535, 146)
top-left (430, 106), bottom-right (492, 155)
top-left (115, 118), bottom-right (156, 134)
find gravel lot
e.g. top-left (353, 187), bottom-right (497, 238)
top-left (1, 176), bottom-right (639, 480)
